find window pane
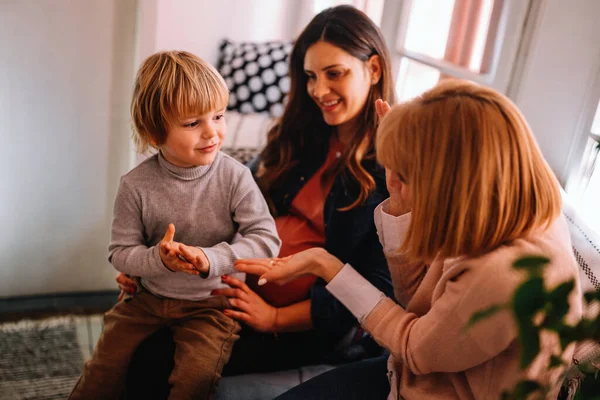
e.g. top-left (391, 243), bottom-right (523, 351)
top-left (571, 136), bottom-right (600, 234)
top-left (401, 0), bottom-right (500, 74)
top-left (396, 57), bottom-right (440, 102)
top-left (403, 0), bottom-right (455, 59)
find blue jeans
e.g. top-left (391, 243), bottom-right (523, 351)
top-left (274, 355), bottom-right (390, 400)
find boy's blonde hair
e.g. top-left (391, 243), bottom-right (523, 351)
top-left (131, 51), bottom-right (229, 153)
top-left (377, 79), bottom-right (561, 262)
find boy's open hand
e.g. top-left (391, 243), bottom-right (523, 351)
top-left (159, 224), bottom-right (201, 275)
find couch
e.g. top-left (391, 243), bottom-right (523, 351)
top-left (217, 127), bottom-right (600, 399)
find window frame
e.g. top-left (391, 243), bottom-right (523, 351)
top-left (380, 0), bottom-right (532, 94)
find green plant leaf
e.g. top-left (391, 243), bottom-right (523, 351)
top-left (513, 256), bottom-right (550, 273)
top-left (542, 281), bottom-right (575, 328)
top-left (584, 290), bottom-right (600, 304)
top-left (464, 304), bottom-right (506, 331)
top-left (513, 277), bottom-right (545, 317)
top-left (517, 318), bottom-right (541, 369)
top-left (504, 380), bottom-right (543, 399)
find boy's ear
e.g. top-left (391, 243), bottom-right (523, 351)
top-left (367, 55), bottom-right (382, 85)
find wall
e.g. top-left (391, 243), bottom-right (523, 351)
top-left (0, 0), bottom-right (138, 297)
top-left (2, 0), bottom-right (598, 298)
top-left (509, 0), bottom-right (600, 185)
top-left (151, 0), bottom-right (301, 66)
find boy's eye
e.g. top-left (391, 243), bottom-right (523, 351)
top-left (183, 120), bottom-right (199, 128)
top-left (214, 114), bottom-right (225, 121)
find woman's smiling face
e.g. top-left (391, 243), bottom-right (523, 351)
top-left (304, 40), bottom-right (379, 136)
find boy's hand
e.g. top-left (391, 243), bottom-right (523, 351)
top-left (179, 244), bottom-right (210, 276)
top-left (159, 224), bottom-right (200, 275)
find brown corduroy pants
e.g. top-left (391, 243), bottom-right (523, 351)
top-left (69, 292), bottom-right (240, 400)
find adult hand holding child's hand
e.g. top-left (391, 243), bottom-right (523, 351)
top-left (159, 223), bottom-right (201, 275)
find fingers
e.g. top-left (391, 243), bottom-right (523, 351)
top-left (221, 274), bottom-right (251, 293)
top-left (375, 99), bottom-right (391, 118)
top-left (116, 274), bottom-right (137, 292)
top-left (211, 287), bottom-right (248, 301)
top-left (258, 269), bottom-right (294, 287)
top-left (234, 257), bottom-right (273, 266)
top-left (179, 245), bottom-right (204, 270)
top-left (375, 99), bottom-right (382, 117)
top-left (235, 262), bottom-right (270, 276)
top-left (227, 298), bottom-right (250, 313)
top-left (162, 223), bottom-right (175, 243)
top-left (176, 260), bottom-right (201, 275)
top-left (223, 308), bottom-right (250, 323)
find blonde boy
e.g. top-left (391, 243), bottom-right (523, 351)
top-left (70, 51), bottom-right (280, 399)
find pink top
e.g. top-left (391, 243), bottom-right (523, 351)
top-left (327, 199), bottom-right (583, 399)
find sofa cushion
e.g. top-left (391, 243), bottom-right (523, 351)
top-left (216, 364), bottom-right (335, 400)
top-left (560, 191), bottom-right (600, 398)
top-left (218, 39), bottom-right (292, 118)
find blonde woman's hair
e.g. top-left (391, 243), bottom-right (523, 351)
top-left (130, 51), bottom-right (229, 153)
top-left (377, 79), bottom-right (561, 262)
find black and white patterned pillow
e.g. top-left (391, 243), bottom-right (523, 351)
top-left (217, 39), bottom-right (292, 117)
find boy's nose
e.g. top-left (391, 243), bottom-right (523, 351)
top-left (201, 125), bottom-right (218, 139)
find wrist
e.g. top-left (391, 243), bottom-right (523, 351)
top-left (317, 251), bottom-right (345, 283)
top-left (271, 306), bottom-right (280, 335)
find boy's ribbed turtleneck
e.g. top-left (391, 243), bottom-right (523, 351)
top-left (157, 151), bottom-right (218, 181)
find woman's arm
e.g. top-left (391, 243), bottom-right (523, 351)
top-left (309, 225), bottom-right (394, 337)
top-left (275, 299), bottom-right (313, 332)
top-left (361, 263), bottom-right (519, 375)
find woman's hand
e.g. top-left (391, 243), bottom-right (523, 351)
top-left (213, 275), bottom-right (278, 333)
top-left (116, 273), bottom-right (137, 301)
top-left (385, 168), bottom-right (411, 216)
top-left (235, 248), bottom-right (344, 286)
top-left (375, 99), bottom-right (391, 119)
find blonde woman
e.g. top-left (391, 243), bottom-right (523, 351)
top-left (236, 80), bottom-right (583, 399)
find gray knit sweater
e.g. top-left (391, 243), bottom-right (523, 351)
top-left (108, 151), bottom-right (280, 301)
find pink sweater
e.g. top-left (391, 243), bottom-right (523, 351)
top-left (327, 200), bottom-right (582, 399)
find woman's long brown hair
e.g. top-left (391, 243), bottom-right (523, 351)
top-left (258, 5), bottom-right (395, 212)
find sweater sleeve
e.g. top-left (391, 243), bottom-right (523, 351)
top-left (362, 264), bottom-right (519, 375)
top-left (201, 168), bottom-right (281, 278)
top-left (108, 178), bottom-right (174, 278)
top-left (310, 213), bottom-right (394, 337)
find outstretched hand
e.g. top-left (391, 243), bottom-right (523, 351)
top-left (234, 248), bottom-right (344, 287)
top-left (159, 223), bottom-right (201, 275)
